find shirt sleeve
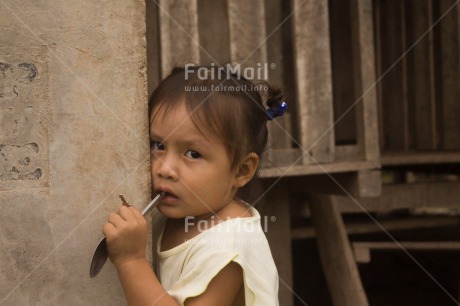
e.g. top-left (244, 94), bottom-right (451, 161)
top-left (167, 232), bottom-right (240, 305)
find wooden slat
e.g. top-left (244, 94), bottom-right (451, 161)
top-left (197, 0), bottom-right (230, 66)
top-left (353, 241), bottom-right (460, 263)
top-left (328, 181), bottom-right (460, 214)
top-left (265, 0), bottom-right (294, 153)
top-left (373, 0), bottom-right (384, 151)
top-left (355, 241), bottom-right (460, 251)
top-left (288, 169), bottom-right (381, 198)
top-left (335, 145), bottom-right (362, 162)
top-left (354, 170), bottom-right (381, 197)
top-left (405, 0), bottom-right (437, 150)
top-left (292, 0), bottom-right (335, 164)
top-left (265, 0), bottom-right (285, 87)
top-left (227, 0), bottom-right (267, 68)
top-left (438, 0), bottom-right (460, 149)
top-left (309, 195), bottom-right (369, 306)
top-left (158, 0), bottom-right (200, 77)
top-left (351, 0), bottom-right (380, 163)
top-left (146, 0), bottom-right (161, 96)
top-left (228, 0), bottom-right (288, 163)
top-left (260, 160), bottom-right (379, 178)
top-left (382, 151), bottom-right (460, 165)
top-left (228, 0), bottom-right (294, 170)
top-left (292, 217), bottom-right (460, 240)
top-left (377, 0), bottom-right (409, 151)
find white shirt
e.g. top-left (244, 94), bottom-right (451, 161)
top-left (151, 206), bottom-right (279, 306)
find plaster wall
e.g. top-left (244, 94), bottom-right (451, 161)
top-left (0, 1), bottom-right (150, 305)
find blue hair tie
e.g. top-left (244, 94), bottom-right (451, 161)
top-left (266, 101), bottom-right (288, 120)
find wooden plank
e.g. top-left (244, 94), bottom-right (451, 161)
top-left (405, 0), bottom-right (437, 150)
top-left (146, 0), bottom-right (161, 96)
top-left (309, 195), bottom-right (369, 306)
top-left (353, 247), bottom-right (371, 264)
top-left (353, 241), bottom-right (460, 263)
top-left (382, 151), bottom-right (460, 165)
top-left (158, 0), bottom-right (200, 77)
top-left (335, 145), bottom-right (362, 162)
top-left (328, 181), bottom-right (460, 214)
top-left (289, 170), bottom-right (381, 197)
top-left (355, 241), bottom-right (460, 251)
top-left (227, 0), bottom-right (267, 69)
top-left (264, 144), bottom-right (372, 168)
top-left (354, 170), bottom-right (381, 197)
top-left (267, 114), bottom-right (293, 151)
top-left (227, 0), bottom-right (296, 167)
top-left (197, 0), bottom-right (230, 66)
top-left (264, 147), bottom-right (302, 168)
top-left (260, 160), bottom-right (379, 178)
top-left (377, 0), bottom-right (409, 150)
top-left (373, 0), bottom-right (385, 151)
top-left (265, 0), bottom-right (286, 87)
top-left (259, 179), bottom-right (294, 306)
top-left (292, 217), bottom-right (460, 240)
top-left (265, 0), bottom-right (294, 153)
top-left (438, 0), bottom-right (460, 149)
top-left (292, 0), bottom-right (335, 164)
top-left (351, 0), bottom-right (380, 163)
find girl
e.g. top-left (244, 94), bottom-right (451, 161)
top-left (103, 66), bottom-right (286, 306)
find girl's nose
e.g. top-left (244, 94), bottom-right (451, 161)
top-left (154, 154), bottom-right (179, 181)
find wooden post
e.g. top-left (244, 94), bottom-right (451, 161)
top-left (146, 0), bottom-right (161, 96)
top-left (264, 0), bottom-right (294, 155)
top-left (260, 179), bottom-right (294, 306)
top-left (438, 0), bottom-right (460, 149)
top-left (374, 0), bottom-right (409, 151)
top-left (351, 0), bottom-right (380, 164)
top-left (227, 0), bottom-right (267, 68)
top-left (292, 0), bottom-right (335, 164)
top-left (309, 195), bottom-right (369, 306)
top-left (158, 0), bottom-right (200, 76)
top-left (197, 0), bottom-right (231, 65)
top-left (406, 0), bottom-right (437, 150)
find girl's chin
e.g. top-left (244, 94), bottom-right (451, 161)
top-left (157, 205), bottom-right (187, 219)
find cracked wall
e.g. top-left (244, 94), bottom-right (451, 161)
top-left (0, 1), bottom-right (150, 305)
top-left (0, 46), bottom-right (49, 191)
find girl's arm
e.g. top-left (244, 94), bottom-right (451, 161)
top-left (115, 257), bottom-right (179, 306)
top-left (185, 261), bottom-right (244, 306)
top-left (103, 205), bottom-right (179, 306)
top-left (104, 206), bottom-right (243, 306)
top-left (116, 259), bottom-right (243, 306)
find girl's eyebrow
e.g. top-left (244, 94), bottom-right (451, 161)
top-left (150, 131), bottom-right (163, 141)
top-left (150, 131), bottom-right (212, 147)
top-left (181, 137), bottom-right (210, 148)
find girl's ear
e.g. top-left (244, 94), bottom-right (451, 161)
top-left (234, 153), bottom-right (259, 188)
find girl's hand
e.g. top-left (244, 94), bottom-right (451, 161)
top-left (102, 205), bottom-right (148, 267)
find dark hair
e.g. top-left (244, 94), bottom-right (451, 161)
top-left (148, 65), bottom-right (283, 199)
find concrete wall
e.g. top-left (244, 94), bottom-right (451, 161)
top-left (0, 1), bottom-right (150, 305)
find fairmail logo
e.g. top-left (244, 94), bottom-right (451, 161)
top-left (184, 63), bottom-right (272, 81)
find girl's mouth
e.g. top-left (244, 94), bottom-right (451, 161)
top-left (160, 191), bottom-right (178, 204)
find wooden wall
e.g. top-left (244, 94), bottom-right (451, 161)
top-left (374, 0), bottom-right (460, 153)
top-left (145, 1), bottom-right (460, 305)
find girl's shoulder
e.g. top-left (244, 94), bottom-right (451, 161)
top-left (217, 198), bottom-right (258, 220)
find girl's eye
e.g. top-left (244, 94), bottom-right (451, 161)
top-left (185, 150), bottom-right (201, 159)
top-left (151, 141), bottom-right (165, 151)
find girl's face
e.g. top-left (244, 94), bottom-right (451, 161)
top-left (150, 102), bottom-right (239, 219)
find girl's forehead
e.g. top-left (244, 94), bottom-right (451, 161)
top-left (151, 100), bottom-right (198, 123)
top-left (150, 99), bottom-right (186, 126)
top-left (150, 101), bottom-right (217, 141)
